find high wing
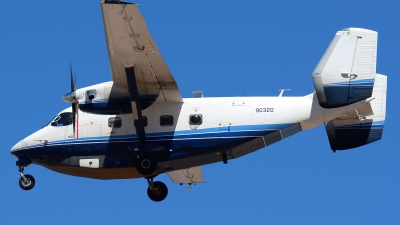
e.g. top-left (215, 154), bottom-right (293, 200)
top-left (101, 1), bottom-right (182, 103)
top-left (167, 167), bottom-right (204, 184)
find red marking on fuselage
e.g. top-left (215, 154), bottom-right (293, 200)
top-left (76, 110), bottom-right (79, 138)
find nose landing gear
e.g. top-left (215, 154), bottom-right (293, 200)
top-left (146, 177), bottom-right (168, 202)
top-left (18, 166), bottom-right (35, 190)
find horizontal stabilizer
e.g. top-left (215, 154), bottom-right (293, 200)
top-left (325, 74), bottom-right (386, 150)
top-left (313, 28), bottom-right (378, 108)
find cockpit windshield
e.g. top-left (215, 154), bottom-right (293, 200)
top-left (49, 112), bottom-right (73, 127)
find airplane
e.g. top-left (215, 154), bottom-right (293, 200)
top-left (10, 0), bottom-right (387, 202)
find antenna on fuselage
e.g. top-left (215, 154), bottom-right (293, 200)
top-left (278, 89), bottom-right (291, 97)
top-left (192, 91), bottom-right (204, 98)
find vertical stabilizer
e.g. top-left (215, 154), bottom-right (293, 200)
top-left (313, 28), bottom-right (378, 108)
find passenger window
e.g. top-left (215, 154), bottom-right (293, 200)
top-left (143, 116), bottom-right (148, 127)
top-left (108, 117), bottom-right (122, 128)
top-left (160, 115), bottom-right (173, 126)
top-left (189, 114), bottom-right (203, 125)
top-left (51, 113), bottom-right (73, 127)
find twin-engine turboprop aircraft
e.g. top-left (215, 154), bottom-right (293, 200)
top-left (10, 0), bottom-right (387, 202)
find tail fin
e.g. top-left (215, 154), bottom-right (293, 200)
top-left (325, 74), bottom-right (387, 151)
top-left (313, 28), bottom-right (378, 108)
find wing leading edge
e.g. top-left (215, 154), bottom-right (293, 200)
top-left (101, 1), bottom-right (182, 103)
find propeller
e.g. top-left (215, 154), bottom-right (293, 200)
top-left (62, 64), bottom-right (78, 138)
top-left (71, 65), bottom-right (78, 138)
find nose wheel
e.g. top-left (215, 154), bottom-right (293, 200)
top-left (19, 174), bottom-right (35, 190)
top-left (18, 165), bottom-right (35, 191)
top-left (146, 177), bottom-right (168, 202)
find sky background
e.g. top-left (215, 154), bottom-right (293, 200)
top-left (1, 0), bottom-right (399, 224)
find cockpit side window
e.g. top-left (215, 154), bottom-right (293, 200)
top-left (51, 112), bottom-right (73, 127)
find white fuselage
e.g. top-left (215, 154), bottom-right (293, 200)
top-left (11, 90), bottom-right (370, 179)
top-left (21, 95), bottom-right (314, 147)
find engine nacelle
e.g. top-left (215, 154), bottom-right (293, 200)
top-left (63, 81), bottom-right (158, 115)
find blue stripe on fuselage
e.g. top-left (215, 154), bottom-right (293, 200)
top-left (11, 123), bottom-right (295, 160)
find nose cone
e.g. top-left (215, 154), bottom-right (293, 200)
top-left (10, 140), bottom-right (23, 156)
top-left (62, 91), bottom-right (76, 103)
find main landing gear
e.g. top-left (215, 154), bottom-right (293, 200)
top-left (18, 165), bottom-right (35, 191)
top-left (136, 155), bottom-right (157, 176)
top-left (146, 177), bottom-right (168, 202)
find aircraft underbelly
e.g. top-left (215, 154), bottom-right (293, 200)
top-left (41, 164), bottom-right (144, 179)
top-left (39, 150), bottom-right (229, 180)
top-left (31, 123), bottom-right (302, 180)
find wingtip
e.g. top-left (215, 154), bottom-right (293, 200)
top-left (101, 0), bottom-right (136, 5)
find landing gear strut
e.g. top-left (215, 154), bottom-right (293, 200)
top-left (146, 177), bottom-right (168, 202)
top-left (18, 166), bottom-right (35, 190)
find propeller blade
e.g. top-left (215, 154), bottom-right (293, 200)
top-left (70, 63), bottom-right (76, 92)
top-left (69, 63), bottom-right (78, 138)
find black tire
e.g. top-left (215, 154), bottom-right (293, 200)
top-left (136, 156), bottom-right (157, 176)
top-left (19, 174), bottom-right (35, 191)
top-left (147, 181), bottom-right (168, 202)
